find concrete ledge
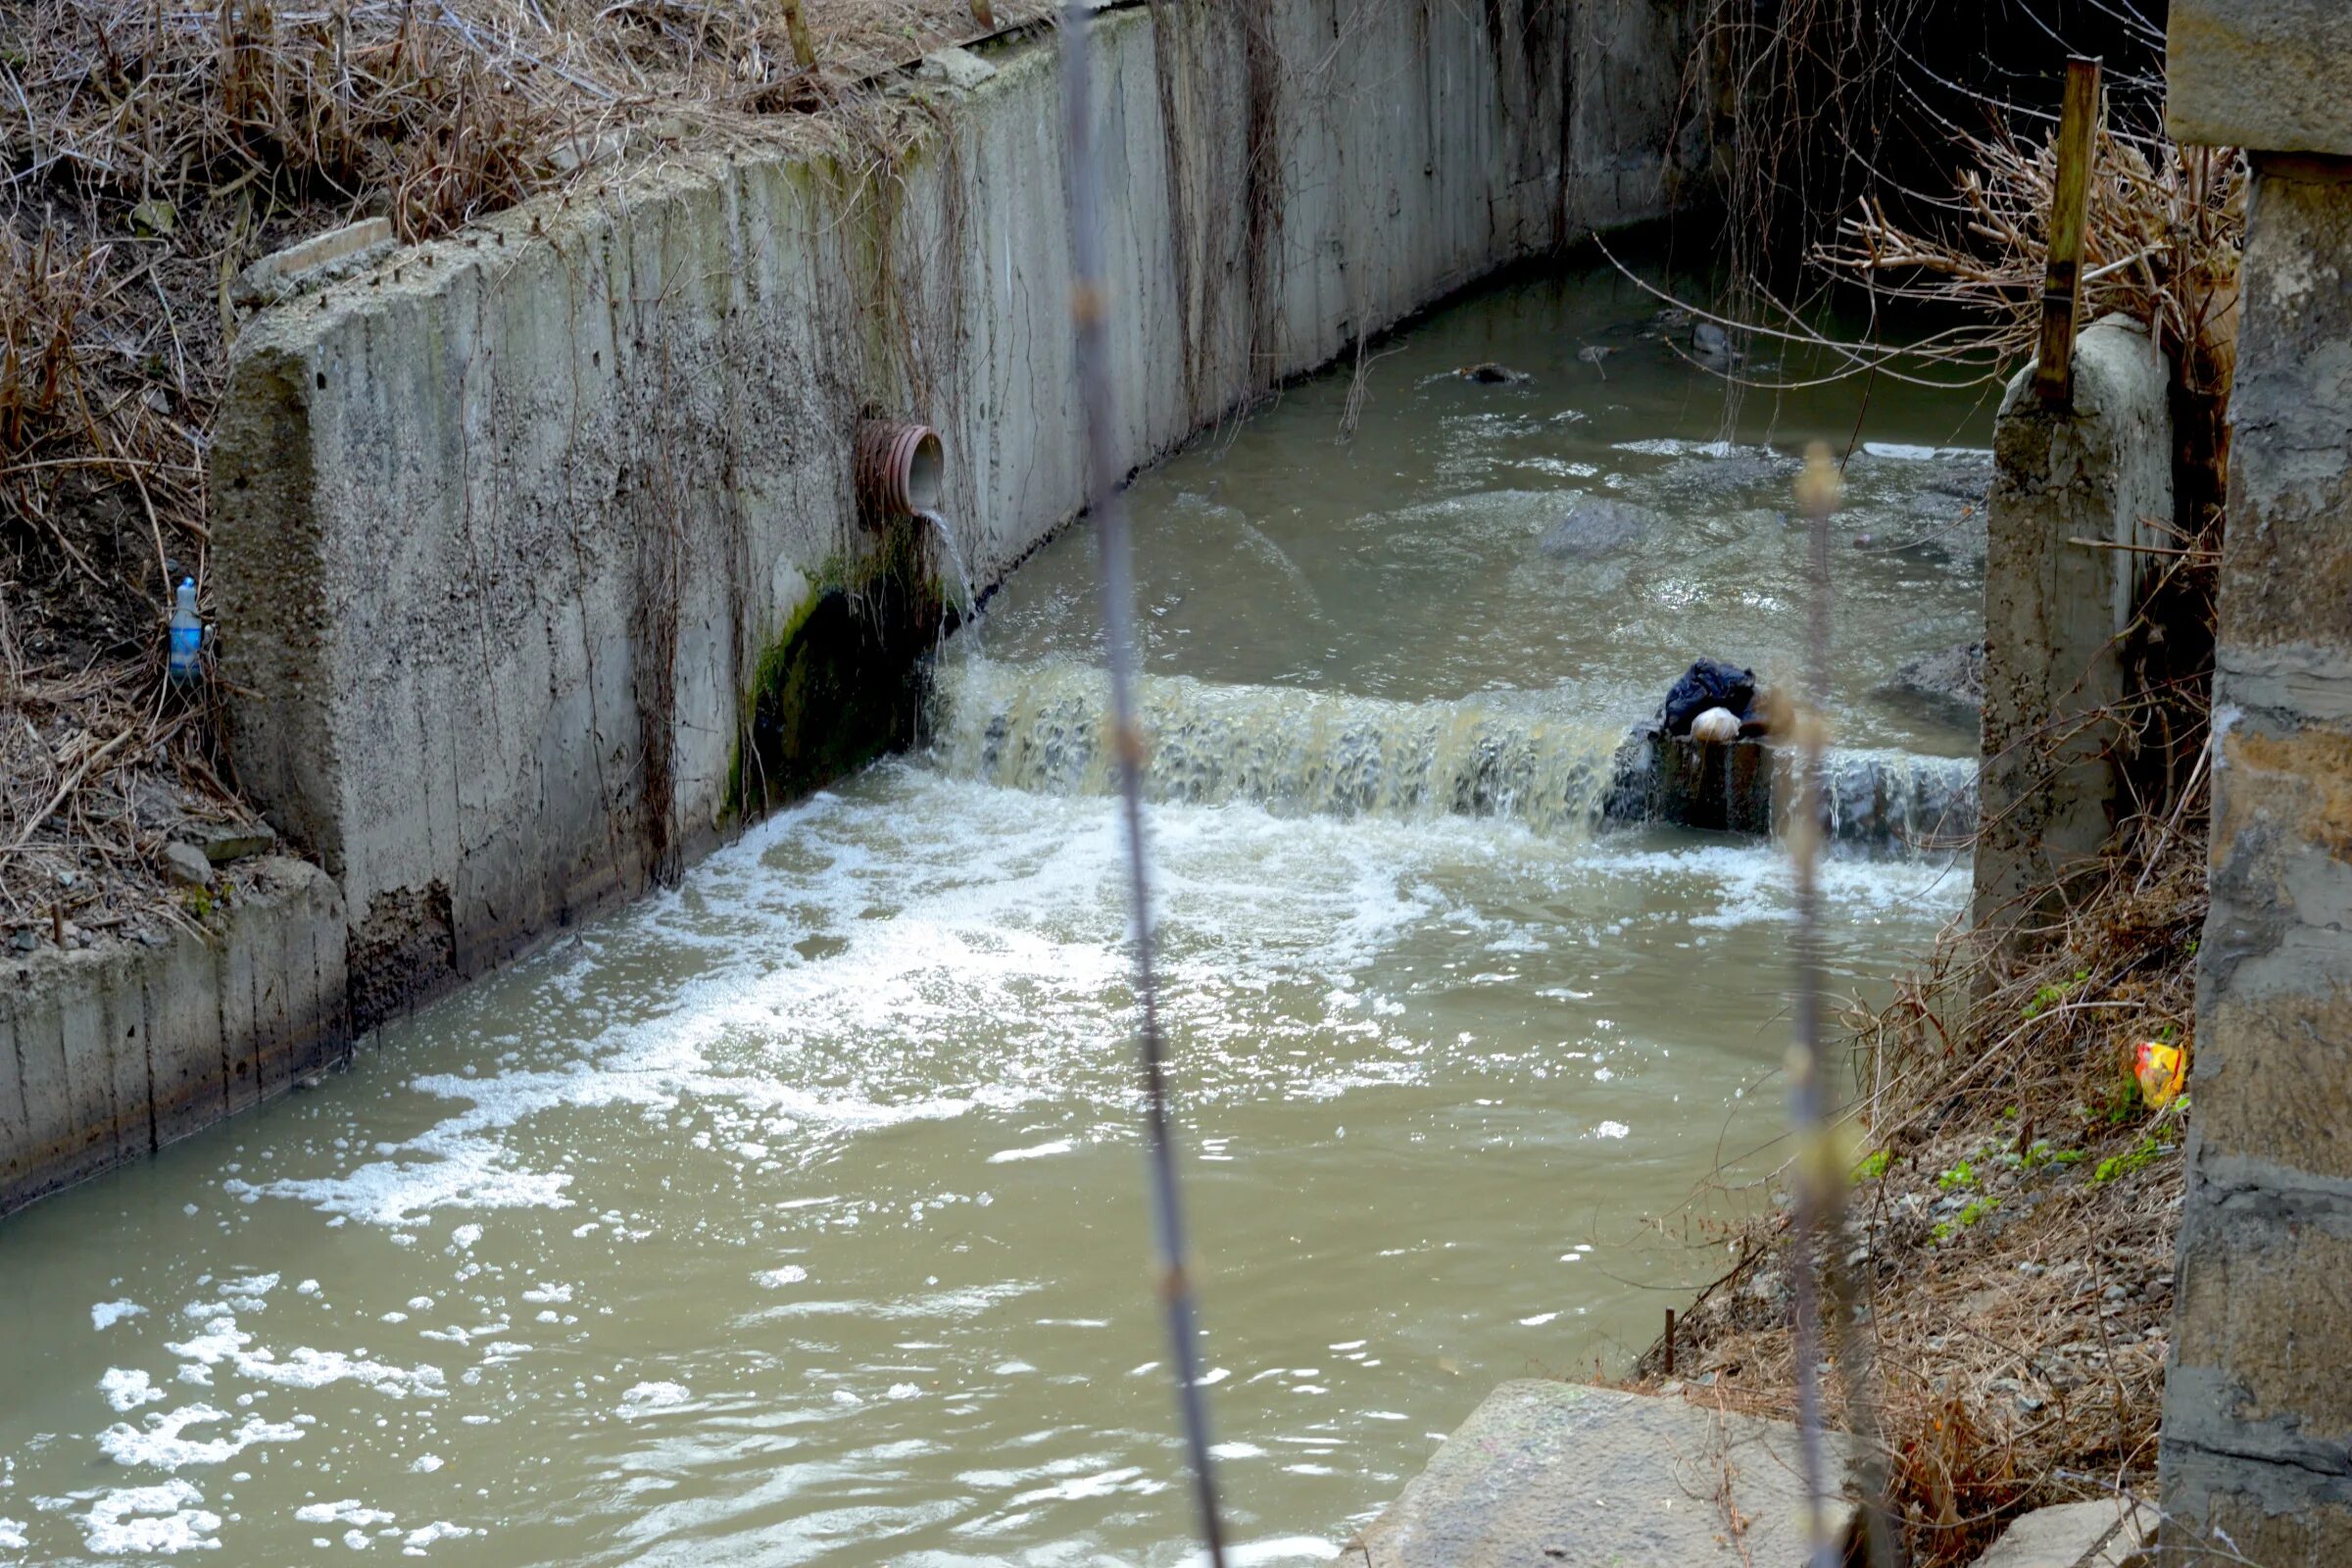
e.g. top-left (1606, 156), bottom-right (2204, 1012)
top-left (1354, 1381), bottom-right (1855, 1568)
top-left (0, 858), bottom-right (349, 1216)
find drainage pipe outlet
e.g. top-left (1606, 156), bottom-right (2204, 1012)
top-left (856, 421), bottom-right (945, 523)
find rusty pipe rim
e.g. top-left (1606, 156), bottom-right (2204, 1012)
top-left (855, 420), bottom-right (945, 522)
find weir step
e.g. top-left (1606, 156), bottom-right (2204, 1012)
top-left (1351, 1381), bottom-right (1857, 1568)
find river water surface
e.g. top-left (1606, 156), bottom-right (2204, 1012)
top-left (0, 263), bottom-right (1989, 1566)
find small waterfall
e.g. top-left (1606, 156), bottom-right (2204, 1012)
top-left (933, 658), bottom-right (1980, 853)
top-left (1813, 747), bottom-right (1979, 847)
top-left (916, 509), bottom-right (981, 640)
top-left (932, 658), bottom-right (1625, 835)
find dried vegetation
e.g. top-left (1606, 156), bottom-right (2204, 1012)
top-left (0, 0), bottom-right (1047, 938)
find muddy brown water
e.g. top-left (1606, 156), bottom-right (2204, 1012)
top-left (0, 263), bottom-right (1988, 1566)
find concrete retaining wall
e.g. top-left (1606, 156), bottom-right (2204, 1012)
top-left (1, 860), bottom-right (349, 1216)
top-left (214, 0), bottom-right (1697, 1023)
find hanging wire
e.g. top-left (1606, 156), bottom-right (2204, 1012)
top-left (1055, 10), bottom-right (1230, 1567)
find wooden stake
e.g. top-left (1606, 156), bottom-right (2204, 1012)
top-left (1664, 1307), bottom-right (1676, 1376)
top-left (2034, 56), bottom-right (2101, 408)
top-left (971, 0), bottom-right (997, 27)
top-left (779, 0), bottom-right (814, 69)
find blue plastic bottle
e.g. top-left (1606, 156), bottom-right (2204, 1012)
top-left (168, 577), bottom-right (202, 684)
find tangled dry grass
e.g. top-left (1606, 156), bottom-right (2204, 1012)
top-left (1815, 128), bottom-right (2245, 393)
top-left (1, 0), bottom-right (1049, 938)
top-left (1635, 809), bottom-right (2203, 1566)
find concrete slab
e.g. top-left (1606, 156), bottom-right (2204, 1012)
top-left (1973, 1498), bottom-right (2151, 1568)
top-left (1353, 1382), bottom-right (1854, 1568)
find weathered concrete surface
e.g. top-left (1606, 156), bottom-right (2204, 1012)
top-left (216, 0), bottom-right (1698, 1022)
top-left (1971, 1498), bottom-right (2149, 1568)
top-left (1975, 315), bottom-right (2172, 936)
top-left (1352, 1381), bottom-right (1855, 1567)
top-left (2159, 155), bottom-right (2352, 1566)
top-left (0, 860), bottom-right (349, 1215)
top-left (2168, 0), bottom-right (2352, 159)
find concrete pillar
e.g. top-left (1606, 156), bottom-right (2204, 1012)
top-left (2161, 7), bottom-right (2352, 1558)
top-left (1974, 316), bottom-right (2171, 936)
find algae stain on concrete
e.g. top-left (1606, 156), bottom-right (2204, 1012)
top-left (727, 534), bottom-right (947, 819)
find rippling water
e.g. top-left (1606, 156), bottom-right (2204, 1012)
top-left (0, 262), bottom-right (1984, 1567)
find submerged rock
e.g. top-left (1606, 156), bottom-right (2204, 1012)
top-left (1840, 447), bottom-right (1994, 569)
top-left (1875, 640), bottom-right (1985, 730)
top-left (1454, 362), bottom-right (1528, 384)
top-left (1692, 319), bottom-right (1744, 364)
top-left (1538, 495), bottom-right (1661, 560)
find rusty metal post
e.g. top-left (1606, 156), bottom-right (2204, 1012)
top-left (2034, 57), bottom-right (2102, 407)
top-left (1663, 1308), bottom-right (1675, 1377)
top-left (779, 0), bottom-right (814, 69)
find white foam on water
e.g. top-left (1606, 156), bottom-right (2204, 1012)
top-left (1610, 437), bottom-right (1741, 458)
top-left (401, 1521), bottom-right (475, 1554)
top-left (617, 1382), bottom-right (689, 1418)
top-left (295, 1500), bottom-right (396, 1527)
top-left (1577, 839), bottom-right (1961, 931)
top-left (99, 1405), bottom-right (303, 1468)
top-left (0, 1518), bottom-right (25, 1551)
top-left (214, 775), bottom-right (1515, 1237)
top-left (81, 1480), bottom-right (220, 1555)
top-left (1188, 1536), bottom-right (1343, 1567)
top-left (754, 1265), bottom-right (808, 1288)
top-left (164, 1310), bottom-right (444, 1399)
top-left (1859, 441), bottom-right (1988, 462)
top-left (100, 1368), bottom-right (168, 1412)
top-left (91, 1300), bottom-right (144, 1331)
top-left (986, 1140), bottom-right (1073, 1164)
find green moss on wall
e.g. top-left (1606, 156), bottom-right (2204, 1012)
top-left (726, 532), bottom-right (946, 819)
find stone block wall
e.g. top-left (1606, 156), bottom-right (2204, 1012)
top-left (2157, 159), bottom-right (2352, 1565)
top-left (2162, 10), bottom-right (2352, 1556)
